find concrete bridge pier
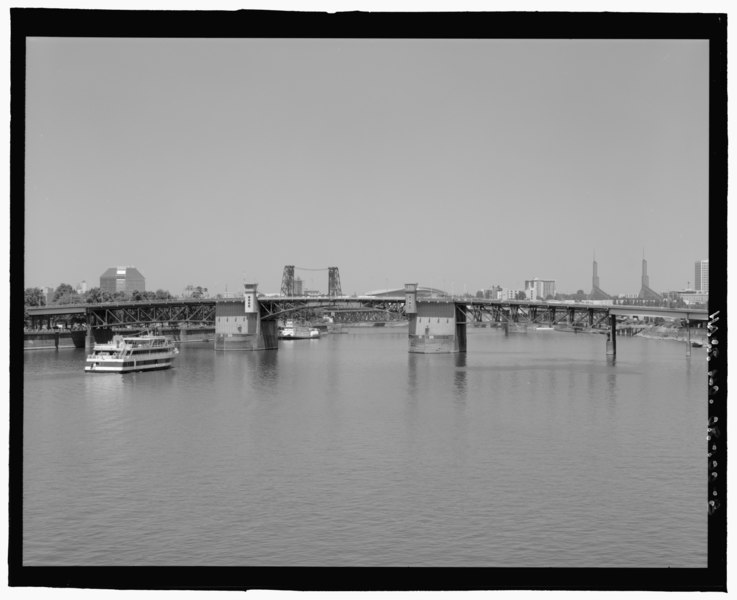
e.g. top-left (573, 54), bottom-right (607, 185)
top-left (214, 283), bottom-right (278, 351)
top-left (79, 325), bottom-right (114, 351)
top-left (85, 324), bottom-right (95, 352)
top-left (405, 283), bottom-right (467, 354)
top-left (606, 314), bottom-right (617, 356)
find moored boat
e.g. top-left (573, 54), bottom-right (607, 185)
top-left (85, 334), bottom-right (179, 373)
top-left (278, 320), bottom-right (321, 340)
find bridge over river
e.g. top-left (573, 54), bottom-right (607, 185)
top-left (26, 283), bottom-right (708, 355)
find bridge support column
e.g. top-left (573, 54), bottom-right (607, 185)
top-left (407, 289), bottom-right (463, 353)
top-left (214, 283), bottom-right (278, 351)
top-left (455, 304), bottom-right (467, 353)
top-left (685, 318), bottom-right (692, 357)
top-left (606, 314), bottom-right (617, 356)
top-left (179, 327), bottom-right (188, 344)
top-left (85, 325), bottom-right (95, 352)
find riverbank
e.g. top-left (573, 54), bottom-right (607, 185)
top-left (635, 324), bottom-right (707, 345)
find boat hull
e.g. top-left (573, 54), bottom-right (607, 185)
top-left (278, 325), bottom-right (320, 340)
top-left (85, 356), bottom-right (176, 373)
top-left (278, 333), bottom-right (320, 340)
top-left (85, 361), bottom-right (174, 373)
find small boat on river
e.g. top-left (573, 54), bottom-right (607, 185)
top-left (85, 334), bottom-right (179, 373)
top-left (278, 320), bottom-right (321, 340)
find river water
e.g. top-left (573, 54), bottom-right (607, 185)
top-left (22, 327), bottom-right (707, 567)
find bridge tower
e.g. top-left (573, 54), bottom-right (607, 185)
top-left (328, 267), bottom-right (342, 297)
top-left (280, 265), bottom-right (295, 296)
top-left (405, 282), bottom-right (466, 354)
top-left (214, 282), bottom-right (278, 350)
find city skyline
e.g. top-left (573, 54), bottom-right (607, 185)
top-left (30, 253), bottom-right (708, 299)
top-left (24, 32), bottom-right (709, 299)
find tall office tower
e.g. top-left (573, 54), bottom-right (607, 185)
top-left (695, 259), bottom-right (709, 293)
top-left (99, 266), bottom-right (146, 294)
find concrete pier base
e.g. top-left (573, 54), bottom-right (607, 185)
top-left (407, 299), bottom-right (466, 354)
top-left (214, 286), bottom-right (278, 350)
top-left (215, 320), bottom-right (278, 351)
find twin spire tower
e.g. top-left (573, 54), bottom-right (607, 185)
top-left (590, 251), bottom-right (661, 300)
top-left (589, 252), bottom-right (612, 301)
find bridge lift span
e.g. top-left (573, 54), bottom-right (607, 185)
top-left (280, 265), bottom-right (342, 297)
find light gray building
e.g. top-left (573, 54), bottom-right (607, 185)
top-left (100, 266), bottom-right (146, 294)
top-left (695, 259), bottom-right (709, 293)
top-left (524, 278), bottom-right (556, 300)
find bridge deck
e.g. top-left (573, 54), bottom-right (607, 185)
top-left (26, 297), bottom-right (707, 322)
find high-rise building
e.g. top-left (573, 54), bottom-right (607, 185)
top-left (524, 278), bottom-right (556, 300)
top-left (100, 266), bottom-right (146, 294)
top-left (695, 259), bottom-right (709, 293)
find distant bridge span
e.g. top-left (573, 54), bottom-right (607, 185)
top-left (26, 290), bottom-right (707, 355)
top-left (26, 296), bottom-right (708, 328)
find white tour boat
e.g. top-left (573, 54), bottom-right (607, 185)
top-left (85, 334), bottom-right (179, 373)
top-left (278, 320), bottom-right (321, 340)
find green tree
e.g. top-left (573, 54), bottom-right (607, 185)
top-left (24, 287), bottom-right (46, 307)
top-left (52, 283), bottom-right (75, 303)
top-left (155, 289), bottom-right (172, 300)
top-left (55, 292), bottom-right (82, 305)
top-left (515, 291), bottom-right (526, 300)
top-left (84, 287), bottom-right (113, 304)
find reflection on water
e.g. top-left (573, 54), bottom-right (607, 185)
top-left (23, 329), bottom-right (707, 567)
top-left (453, 352), bottom-right (467, 403)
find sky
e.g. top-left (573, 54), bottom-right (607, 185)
top-left (23, 22), bottom-right (710, 298)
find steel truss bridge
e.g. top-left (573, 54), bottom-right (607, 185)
top-left (26, 297), bottom-right (708, 330)
top-left (26, 299), bottom-right (217, 329)
top-left (459, 301), bottom-right (612, 328)
top-left (280, 265), bottom-right (342, 297)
